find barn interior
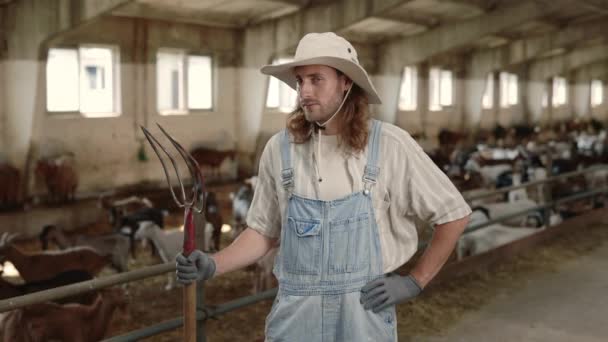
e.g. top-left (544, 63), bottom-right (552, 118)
top-left (1, 0), bottom-right (608, 341)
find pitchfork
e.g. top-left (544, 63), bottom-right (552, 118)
top-left (141, 123), bottom-right (205, 342)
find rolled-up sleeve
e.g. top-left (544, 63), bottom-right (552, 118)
top-left (393, 134), bottom-right (471, 227)
top-left (246, 135), bottom-right (282, 239)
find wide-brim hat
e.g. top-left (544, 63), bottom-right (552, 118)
top-left (260, 32), bottom-right (382, 104)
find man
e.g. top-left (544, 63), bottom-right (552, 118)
top-left (176, 32), bottom-right (471, 341)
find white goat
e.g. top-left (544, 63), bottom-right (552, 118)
top-left (456, 210), bottom-right (541, 260)
top-left (134, 222), bottom-right (214, 290)
top-left (134, 223), bottom-right (181, 290)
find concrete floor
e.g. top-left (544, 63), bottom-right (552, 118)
top-left (414, 240), bottom-right (608, 342)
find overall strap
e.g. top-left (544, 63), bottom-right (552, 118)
top-left (280, 129), bottom-right (294, 191)
top-left (363, 120), bottom-right (382, 190)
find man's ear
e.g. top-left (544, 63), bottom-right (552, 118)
top-left (343, 77), bottom-right (353, 92)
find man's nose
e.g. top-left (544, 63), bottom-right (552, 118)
top-left (298, 81), bottom-right (313, 97)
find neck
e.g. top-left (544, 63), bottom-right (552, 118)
top-left (317, 120), bottom-right (339, 135)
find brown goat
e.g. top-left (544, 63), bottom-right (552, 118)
top-left (0, 269), bottom-right (95, 304)
top-left (190, 147), bottom-right (236, 177)
top-left (39, 225), bottom-right (131, 273)
top-left (0, 287), bottom-right (127, 342)
top-left (0, 233), bottom-right (110, 283)
top-left (35, 157), bottom-right (78, 204)
top-left (0, 163), bottom-right (21, 210)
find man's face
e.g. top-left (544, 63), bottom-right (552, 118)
top-left (294, 65), bottom-right (351, 123)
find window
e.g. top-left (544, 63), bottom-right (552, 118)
top-left (429, 67), bottom-right (453, 111)
top-left (552, 76), bottom-right (567, 107)
top-left (157, 50), bottom-right (185, 113)
top-left (440, 70), bottom-right (453, 107)
top-left (482, 73), bottom-right (494, 109)
top-left (499, 72), bottom-right (518, 108)
top-left (47, 49), bottom-right (79, 112)
top-left (398, 66), bottom-right (417, 111)
top-left (266, 58), bottom-right (297, 113)
top-left (157, 49), bottom-right (213, 115)
top-left (187, 56), bottom-right (213, 110)
top-left (46, 46), bottom-right (120, 116)
top-left (591, 80), bottom-right (603, 107)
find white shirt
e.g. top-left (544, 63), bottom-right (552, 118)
top-left (247, 121), bottom-right (471, 273)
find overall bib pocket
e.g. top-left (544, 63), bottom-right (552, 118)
top-left (284, 217), bottom-right (322, 275)
top-left (328, 213), bottom-right (371, 274)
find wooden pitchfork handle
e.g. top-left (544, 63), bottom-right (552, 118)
top-left (183, 207), bottom-right (196, 342)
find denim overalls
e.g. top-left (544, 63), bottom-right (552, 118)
top-left (265, 120), bottom-right (396, 341)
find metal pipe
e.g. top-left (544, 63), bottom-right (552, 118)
top-left (102, 311), bottom-right (205, 342)
top-left (0, 262), bottom-right (175, 312)
top-left (102, 289), bottom-right (278, 341)
top-left (464, 165), bottom-right (607, 201)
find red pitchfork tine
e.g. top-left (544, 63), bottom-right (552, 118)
top-left (140, 123), bottom-right (205, 342)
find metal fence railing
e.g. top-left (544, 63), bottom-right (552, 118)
top-left (0, 165), bottom-right (606, 341)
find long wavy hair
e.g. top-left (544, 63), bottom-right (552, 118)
top-left (286, 74), bottom-right (371, 153)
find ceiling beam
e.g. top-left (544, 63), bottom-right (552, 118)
top-left (529, 44), bottom-right (608, 80)
top-left (243, 0), bottom-right (414, 61)
top-left (579, 0), bottom-right (608, 14)
top-left (377, 11), bottom-right (440, 28)
top-left (43, 0), bottom-right (134, 46)
top-left (442, 0), bottom-right (497, 11)
top-left (269, 0), bottom-right (335, 7)
top-left (468, 18), bottom-right (608, 77)
top-left (378, 1), bottom-right (558, 73)
top-left (571, 59), bottom-right (608, 80)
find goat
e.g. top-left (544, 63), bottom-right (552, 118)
top-left (456, 209), bottom-right (541, 260)
top-left (230, 180), bottom-right (255, 240)
top-left (134, 223), bottom-right (182, 290)
top-left (473, 198), bottom-right (546, 228)
top-left (0, 233), bottom-right (110, 283)
top-left (99, 195), bottom-right (154, 228)
top-left (0, 269), bottom-right (94, 304)
top-left (116, 207), bottom-right (167, 258)
top-left (0, 163), bottom-right (21, 211)
top-left (190, 147), bottom-right (236, 178)
top-left (39, 225), bottom-right (130, 273)
top-left (205, 191), bottom-right (223, 252)
top-left (35, 156), bottom-right (78, 204)
top-left (0, 287), bottom-right (127, 342)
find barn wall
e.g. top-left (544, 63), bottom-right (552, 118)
top-left (21, 15), bottom-right (241, 194)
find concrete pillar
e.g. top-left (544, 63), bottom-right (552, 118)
top-left (490, 72), bottom-right (500, 128)
top-left (572, 72), bottom-right (591, 119)
top-left (3, 0), bottom-right (80, 168)
top-left (418, 63), bottom-right (430, 138)
top-left (454, 68), bottom-right (467, 132)
top-left (527, 78), bottom-right (545, 124)
top-left (520, 64), bottom-right (531, 124)
top-left (0, 59), bottom-right (5, 156)
top-left (463, 69), bottom-right (485, 131)
top-left (545, 78), bottom-right (554, 124)
top-left (373, 73), bottom-right (400, 124)
top-left (238, 26), bottom-right (275, 154)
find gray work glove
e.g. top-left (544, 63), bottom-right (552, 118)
top-left (360, 273), bottom-right (422, 313)
top-left (175, 250), bottom-right (216, 285)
